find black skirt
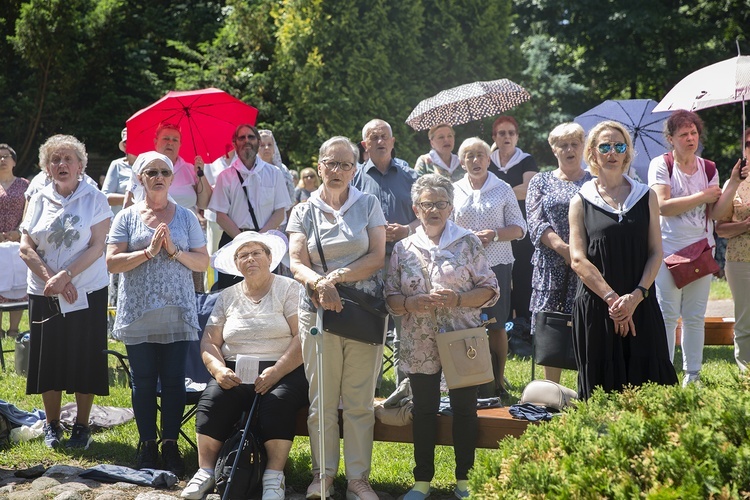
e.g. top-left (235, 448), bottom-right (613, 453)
top-left (26, 287), bottom-right (110, 396)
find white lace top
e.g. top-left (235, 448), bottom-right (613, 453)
top-left (207, 275), bottom-right (301, 362)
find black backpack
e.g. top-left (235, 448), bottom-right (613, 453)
top-left (214, 396), bottom-right (267, 500)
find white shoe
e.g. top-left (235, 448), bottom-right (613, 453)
top-left (181, 469), bottom-right (215, 499)
top-left (346, 477), bottom-right (378, 500)
top-left (263, 471), bottom-right (286, 500)
top-left (306, 474), bottom-right (334, 499)
top-left (682, 372), bottom-right (701, 387)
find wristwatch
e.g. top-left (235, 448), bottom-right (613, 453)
top-left (636, 285), bottom-right (649, 298)
top-left (493, 229), bottom-right (499, 242)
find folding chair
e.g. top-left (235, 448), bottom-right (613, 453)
top-left (0, 301), bottom-right (29, 371)
top-left (106, 291), bottom-right (219, 450)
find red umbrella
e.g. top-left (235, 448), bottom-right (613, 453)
top-left (126, 88), bottom-right (258, 163)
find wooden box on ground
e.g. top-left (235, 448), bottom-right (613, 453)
top-left (295, 404), bottom-right (529, 449)
top-left (675, 317), bottom-right (734, 346)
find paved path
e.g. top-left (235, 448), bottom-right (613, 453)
top-left (706, 299), bottom-right (734, 318)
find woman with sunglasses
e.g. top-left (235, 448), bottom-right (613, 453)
top-left (715, 128), bottom-right (750, 371)
top-left (488, 116), bottom-right (538, 323)
top-left (648, 110), bottom-right (738, 386)
top-left (294, 167), bottom-right (320, 205)
top-left (107, 151), bottom-right (209, 475)
top-left (569, 121), bottom-right (677, 399)
top-left (20, 135), bottom-right (112, 450)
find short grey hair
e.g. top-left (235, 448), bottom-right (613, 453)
top-left (457, 137), bottom-right (491, 161)
top-left (318, 136), bottom-right (359, 166)
top-left (361, 119), bottom-right (393, 141)
top-left (411, 173), bottom-right (454, 205)
top-left (548, 122), bottom-right (585, 147)
top-left (38, 134), bottom-right (88, 174)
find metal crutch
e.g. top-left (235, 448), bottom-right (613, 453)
top-left (310, 306), bottom-right (327, 499)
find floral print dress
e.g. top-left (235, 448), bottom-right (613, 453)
top-left (526, 170), bottom-right (592, 330)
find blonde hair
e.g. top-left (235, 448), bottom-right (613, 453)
top-left (38, 134), bottom-right (88, 174)
top-left (585, 121), bottom-right (634, 177)
top-left (297, 167), bottom-right (320, 189)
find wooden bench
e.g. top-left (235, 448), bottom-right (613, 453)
top-left (676, 317), bottom-right (735, 346)
top-left (294, 404), bottom-right (529, 449)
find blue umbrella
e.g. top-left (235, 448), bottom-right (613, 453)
top-left (575, 99), bottom-right (672, 182)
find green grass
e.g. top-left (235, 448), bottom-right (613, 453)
top-left (710, 277), bottom-right (733, 300)
top-left (0, 309), bottom-right (740, 497)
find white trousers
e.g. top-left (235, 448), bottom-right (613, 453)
top-left (299, 309), bottom-right (382, 479)
top-left (725, 261), bottom-right (750, 371)
top-left (655, 261), bottom-right (711, 373)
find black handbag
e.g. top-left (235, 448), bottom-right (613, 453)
top-left (309, 205), bottom-right (388, 345)
top-left (533, 269), bottom-right (577, 371)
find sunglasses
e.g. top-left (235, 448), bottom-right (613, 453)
top-left (303, 174), bottom-right (316, 179)
top-left (142, 169), bottom-right (173, 178)
top-left (597, 142), bottom-right (627, 154)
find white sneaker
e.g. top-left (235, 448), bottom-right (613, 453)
top-left (346, 477), bottom-right (378, 500)
top-left (306, 474), bottom-right (334, 499)
top-left (181, 469), bottom-right (215, 499)
top-left (682, 372), bottom-right (701, 388)
top-left (263, 471), bottom-right (286, 500)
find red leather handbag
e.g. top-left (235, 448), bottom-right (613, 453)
top-left (663, 238), bottom-right (719, 289)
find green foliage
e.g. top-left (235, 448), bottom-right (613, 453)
top-left (470, 380), bottom-right (750, 498)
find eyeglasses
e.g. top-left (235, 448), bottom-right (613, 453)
top-left (235, 250), bottom-right (266, 261)
top-left (597, 142), bottom-right (627, 154)
top-left (142, 169), bottom-right (173, 178)
top-left (50, 155), bottom-right (79, 167)
top-left (418, 201), bottom-right (451, 211)
top-left (494, 130), bottom-right (516, 138)
top-left (320, 160), bottom-right (354, 171)
top-left (0, 154), bottom-right (12, 161)
top-left (464, 153), bottom-right (487, 161)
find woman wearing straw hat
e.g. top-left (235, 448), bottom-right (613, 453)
top-left (182, 231), bottom-right (308, 500)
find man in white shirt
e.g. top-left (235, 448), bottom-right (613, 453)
top-left (208, 124), bottom-right (291, 289)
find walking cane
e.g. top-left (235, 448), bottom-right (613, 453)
top-left (311, 306), bottom-right (327, 499)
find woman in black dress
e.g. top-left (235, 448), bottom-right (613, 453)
top-left (488, 116), bottom-right (538, 321)
top-left (569, 121), bottom-right (677, 399)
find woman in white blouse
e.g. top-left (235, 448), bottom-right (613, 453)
top-left (452, 137), bottom-right (527, 398)
top-left (20, 134), bottom-right (112, 450)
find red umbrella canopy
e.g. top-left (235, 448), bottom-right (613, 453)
top-left (126, 88), bottom-right (258, 163)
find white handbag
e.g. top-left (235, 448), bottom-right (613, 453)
top-left (520, 380), bottom-right (578, 411)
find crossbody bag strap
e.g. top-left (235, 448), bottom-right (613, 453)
top-left (234, 168), bottom-right (260, 231)
top-left (308, 204), bottom-right (328, 274)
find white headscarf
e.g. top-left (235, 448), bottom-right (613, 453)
top-left (409, 219), bottom-right (473, 260)
top-left (130, 151), bottom-right (174, 202)
top-left (578, 175), bottom-right (650, 222)
top-left (428, 150), bottom-right (461, 175)
top-left (258, 129), bottom-right (283, 168)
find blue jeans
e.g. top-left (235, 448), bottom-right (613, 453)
top-left (126, 341), bottom-right (189, 442)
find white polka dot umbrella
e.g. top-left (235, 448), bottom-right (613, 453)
top-left (405, 79), bottom-right (531, 131)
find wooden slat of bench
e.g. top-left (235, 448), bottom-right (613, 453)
top-left (295, 406), bottom-right (528, 449)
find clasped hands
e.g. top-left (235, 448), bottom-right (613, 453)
top-left (407, 289), bottom-right (460, 312)
top-left (607, 292), bottom-right (641, 337)
top-left (44, 270), bottom-right (78, 304)
top-left (146, 222), bottom-right (178, 258)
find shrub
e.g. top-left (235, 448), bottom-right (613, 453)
top-left (470, 380), bottom-right (750, 498)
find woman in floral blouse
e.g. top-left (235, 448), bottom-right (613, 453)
top-left (715, 127), bottom-right (750, 371)
top-left (526, 123), bottom-right (592, 382)
top-left (385, 174), bottom-right (498, 500)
